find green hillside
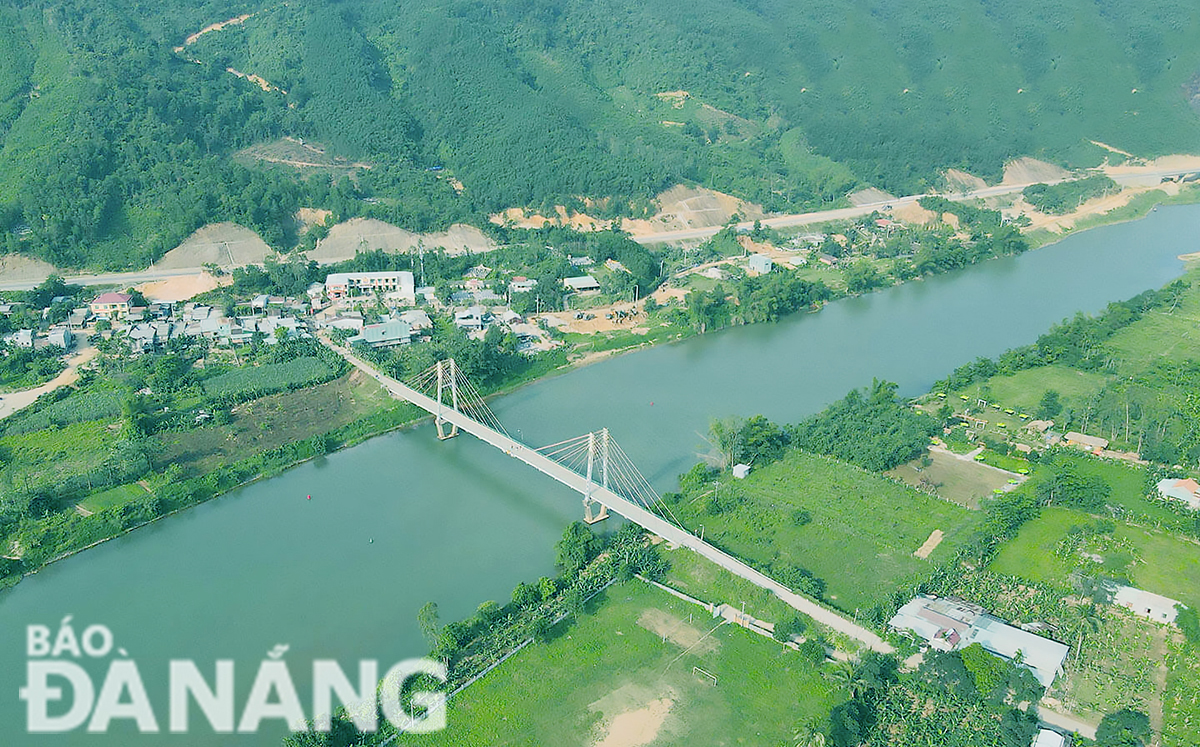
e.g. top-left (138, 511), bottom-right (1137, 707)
top-left (3, 0), bottom-right (1200, 269)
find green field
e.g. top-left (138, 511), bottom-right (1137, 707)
top-left (960, 365), bottom-right (1110, 414)
top-left (396, 580), bottom-right (844, 746)
top-left (0, 419), bottom-right (117, 494)
top-left (668, 450), bottom-right (982, 613)
top-left (155, 370), bottom-right (401, 476)
top-left (77, 483), bottom-right (150, 513)
top-left (1106, 279), bottom-right (1200, 375)
top-left (992, 506), bottom-right (1200, 609)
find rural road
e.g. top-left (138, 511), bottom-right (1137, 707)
top-left (1038, 705), bottom-right (1098, 740)
top-left (2, 166), bottom-right (1196, 292)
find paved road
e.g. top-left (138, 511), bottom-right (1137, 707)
top-left (321, 336), bottom-right (894, 653)
top-left (0, 267), bottom-right (206, 293)
top-left (630, 165), bottom-right (1200, 245)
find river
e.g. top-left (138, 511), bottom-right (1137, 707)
top-left (2, 205), bottom-right (1198, 745)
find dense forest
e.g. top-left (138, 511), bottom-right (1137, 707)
top-left (3, 0), bottom-right (1200, 269)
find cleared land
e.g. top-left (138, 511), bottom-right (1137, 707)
top-left (395, 581), bottom-right (843, 746)
top-left (887, 448), bottom-right (1011, 508)
top-left (668, 450), bottom-right (982, 613)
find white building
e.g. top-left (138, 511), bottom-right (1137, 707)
top-left (1112, 585), bottom-right (1183, 624)
top-left (563, 275), bottom-right (600, 293)
top-left (325, 271), bottom-right (415, 305)
top-left (1033, 729), bottom-right (1067, 747)
top-left (747, 254), bottom-right (773, 274)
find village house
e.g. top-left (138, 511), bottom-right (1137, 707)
top-left (563, 275), bottom-right (600, 293)
top-left (1064, 432), bottom-right (1109, 452)
top-left (889, 595), bottom-right (1068, 688)
top-left (1156, 477), bottom-right (1200, 511)
top-left (509, 276), bottom-right (538, 294)
top-left (46, 326), bottom-right (74, 350)
top-left (347, 318), bottom-right (412, 349)
top-left (90, 292), bottom-right (132, 319)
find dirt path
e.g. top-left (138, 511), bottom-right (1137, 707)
top-left (913, 530), bottom-right (944, 559)
top-left (174, 13), bottom-right (256, 51)
top-left (0, 344), bottom-right (97, 421)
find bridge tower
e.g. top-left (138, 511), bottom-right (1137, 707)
top-left (434, 359), bottom-right (460, 440)
top-left (582, 429), bottom-right (611, 524)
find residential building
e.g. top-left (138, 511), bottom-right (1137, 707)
top-left (348, 319), bottom-right (412, 348)
top-left (1155, 477), bottom-right (1200, 511)
top-left (10, 329), bottom-right (34, 348)
top-left (1111, 584), bottom-right (1183, 624)
top-left (889, 595), bottom-right (1068, 687)
top-left (568, 256), bottom-right (594, 267)
top-left (46, 326), bottom-right (74, 350)
top-left (397, 309), bottom-right (432, 332)
top-left (325, 271), bottom-right (415, 305)
top-left (454, 306), bottom-right (487, 330)
top-left (90, 292), bottom-right (132, 319)
top-left (509, 276), bottom-right (538, 294)
top-left (563, 275), bottom-right (601, 293)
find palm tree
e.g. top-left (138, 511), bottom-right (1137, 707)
top-left (792, 717), bottom-right (827, 747)
top-left (1071, 603), bottom-right (1103, 664)
top-left (828, 661), bottom-right (869, 698)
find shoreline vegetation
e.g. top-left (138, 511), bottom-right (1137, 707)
top-left (2, 194), bottom-right (1198, 593)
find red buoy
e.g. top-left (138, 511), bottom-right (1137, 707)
top-left (307, 495), bottom-right (312, 500)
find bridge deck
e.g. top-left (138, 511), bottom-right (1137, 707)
top-left (321, 337), bottom-right (891, 653)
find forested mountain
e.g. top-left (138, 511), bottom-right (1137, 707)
top-left (3, 0), bottom-right (1200, 269)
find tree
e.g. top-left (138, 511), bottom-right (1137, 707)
top-left (554, 521), bottom-right (601, 576)
top-left (1095, 709), bottom-right (1151, 747)
top-left (416, 601), bottom-right (440, 647)
top-left (773, 612), bottom-right (807, 643)
top-left (1036, 389), bottom-right (1063, 420)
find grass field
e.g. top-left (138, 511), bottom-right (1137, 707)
top-left (669, 451), bottom-right (982, 614)
top-left (887, 448), bottom-right (1011, 508)
top-left (992, 506), bottom-right (1200, 609)
top-left (0, 419), bottom-right (116, 493)
top-left (1105, 270), bottom-right (1200, 374)
top-left (154, 370), bottom-right (400, 476)
top-left (960, 365), bottom-right (1110, 414)
top-left (77, 482), bottom-right (150, 513)
top-left (396, 580), bottom-right (844, 746)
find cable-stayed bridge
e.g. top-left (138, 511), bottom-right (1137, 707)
top-left (320, 337), bottom-right (891, 653)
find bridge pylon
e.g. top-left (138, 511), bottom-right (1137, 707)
top-left (434, 358), bottom-right (460, 440)
top-left (582, 429), bottom-right (611, 524)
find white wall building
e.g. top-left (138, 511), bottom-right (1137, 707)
top-left (325, 271), bottom-right (415, 305)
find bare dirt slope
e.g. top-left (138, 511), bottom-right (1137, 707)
top-left (622, 185), bottom-right (766, 235)
top-left (0, 254), bottom-right (58, 285)
top-left (1002, 157), bottom-right (1070, 185)
top-left (306, 218), bottom-right (496, 263)
top-left (156, 223), bottom-right (275, 270)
